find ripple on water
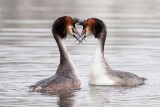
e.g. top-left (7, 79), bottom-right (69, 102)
top-left (0, 0), bottom-right (160, 107)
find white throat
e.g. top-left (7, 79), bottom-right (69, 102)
top-left (89, 39), bottom-right (114, 85)
top-left (90, 39), bottom-right (105, 73)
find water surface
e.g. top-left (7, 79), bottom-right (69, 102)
top-left (0, 0), bottom-right (160, 107)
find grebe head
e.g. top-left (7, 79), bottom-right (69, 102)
top-left (52, 16), bottom-right (81, 41)
top-left (80, 18), bottom-right (107, 41)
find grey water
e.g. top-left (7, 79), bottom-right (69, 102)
top-left (0, 0), bottom-right (160, 106)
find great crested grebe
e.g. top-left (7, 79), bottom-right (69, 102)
top-left (30, 16), bottom-right (82, 92)
top-left (78, 18), bottom-right (146, 86)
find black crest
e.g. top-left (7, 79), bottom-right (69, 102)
top-left (92, 18), bottom-right (107, 38)
top-left (52, 16), bottom-right (67, 39)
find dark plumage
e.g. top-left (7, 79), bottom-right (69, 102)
top-left (30, 16), bottom-right (82, 93)
top-left (52, 16), bottom-right (67, 39)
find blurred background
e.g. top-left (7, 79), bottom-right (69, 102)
top-left (0, 0), bottom-right (160, 107)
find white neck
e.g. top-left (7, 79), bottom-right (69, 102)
top-left (91, 39), bottom-right (105, 71)
top-left (89, 39), bottom-right (113, 85)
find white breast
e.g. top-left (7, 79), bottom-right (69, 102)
top-left (89, 62), bottom-right (115, 85)
top-left (89, 40), bottom-right (115, 85)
